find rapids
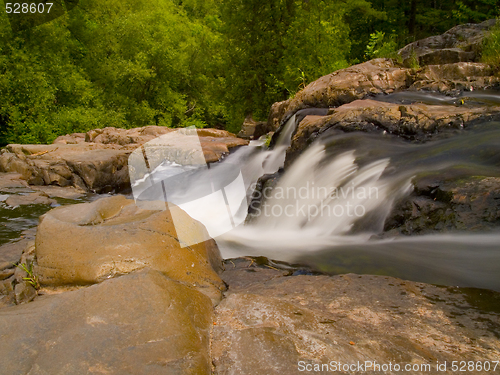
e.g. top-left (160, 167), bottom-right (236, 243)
top-left (135, 93), bottom-right (500, 291)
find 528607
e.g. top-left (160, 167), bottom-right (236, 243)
top-left (5, 3), bottom-right (53, 14)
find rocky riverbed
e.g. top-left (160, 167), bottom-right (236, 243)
top-left (1, 20), bottom-right (500, 375)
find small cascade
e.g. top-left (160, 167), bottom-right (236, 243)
top-left (137, 95), bottom-right (500, 291)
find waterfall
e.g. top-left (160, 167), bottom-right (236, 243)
top-left (134, 101), bottom-right (500, 291)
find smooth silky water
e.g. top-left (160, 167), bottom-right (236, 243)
top-left (136, 93), bottom-right (500, 291)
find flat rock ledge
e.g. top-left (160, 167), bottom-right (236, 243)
top-left (0, 270), bottom-right (214, 375)
top-left (0, 126), bottom-right (248, 193)
top-left (211, 258), bottom-right (500, 375)
top-left (1, 237), bottom-right (499, 374)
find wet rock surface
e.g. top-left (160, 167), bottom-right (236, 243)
top-left (5, 192), bottom-right (56, 207)
top-left (385, 176), bottom-right (500, 235)
top-left (285, 99), bottom-right (500, 167)
top-left (262, 20), bottom-right (500, 237)
top-left (212, 261), bottom-right (500, 375)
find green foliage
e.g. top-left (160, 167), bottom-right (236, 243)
top-left (482, 20), bottom-right (500, 67)
top-left (1, 0), bottom-right (499, 144)
top-left (364, 0), bottom-right (500, 48)
top-left (13, 262), bottom-right (40, 290)
top-left (264, 134), bottom-right (272, 148)
top-left (365, 31), bottom-right (398, 59)
top-left (0, 0), bottom-right (224, 144)
top-left (407, 50), bottom-right (421, 69)
top-left (220, 0), bottom-right (355, 130)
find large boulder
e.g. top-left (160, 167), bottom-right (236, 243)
top-left (35, 195), bottom-right (225, 304)
top-left (0, 269), bottom-right (213, 375)
top-left (268, 59), bottom-right (410, 131)
top-left (398, 19), bottom-right (496, 67)
top-left (212, 261), bottom-right (500, 375)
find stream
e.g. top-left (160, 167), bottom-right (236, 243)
top-left (135, 91), bottom-right (500, 291)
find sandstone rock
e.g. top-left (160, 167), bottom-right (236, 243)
top-left (285, 99), bottom-right (500, 167)
top-left (0, 275), bottom-right (14, 295)
top-left (0, 127), bottom-right (246, 193)
top-left (212, 271), bottom-right (500, 375)
top-left (268, 22), bottom-right (500, 135)
top-left (0, 268), bottom-right (14, 280)
top-left (35, 195), bottom-right (225, 304)
top-left (5, 192), bottom-right (56, 207)
top-left (238, 115), bottom-right (270, 140)
top-left (0, 239), bottom-right (31, 270)
top-left (14, 281), bottom-right (36, 304)
top-left (267, 100), bottom-right (290, 135)
top-left (0, 270), bottom-right (213, 375)
top-left (53, 133), bottom-right (86, 144)
top-left (272, 59), bottom-right (410, 129)
top-left (0, 173), bottom-right (29, 191)
top-left (30, 185), bottom-right (86, 200)
top-left (398, 19), bottom-right (496, 67)
top-left (0, 143), bottom-right (130, 192)
top-left (411, 62), bottom-right (500, 92)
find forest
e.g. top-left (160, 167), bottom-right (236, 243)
top-left (0, 0), bottom-right (499, 144)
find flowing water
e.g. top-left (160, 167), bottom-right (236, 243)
top-left (124, 93), bottom-right (500, 291)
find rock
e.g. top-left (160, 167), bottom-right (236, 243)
top-left (14, 281), bottom-right (36, 304)
top-left (271, 60), bottom-right (500, 140)
top-left (272, 59), bottom-right (410, 129)
top-left (5, 192), bottom-right (56, 207)
top-left (220, 257), bottom-right (319, 292)
top-left (238, 115), bottom-right (270, 140)
top-left (0, 239), bottom-right (31, 270)
top-left (398, 19), bottom-right (496, 67)
top-left (0, 268), bottom-right (14, 280)
top-left (267, 22), bottom-right (500, 135)
top-left (0, 173), bottom-right (29, 191)
top-left (285, 98), bottom-right (500, 167)
top-left (0, 275), bottom-right (14, 296)
top-left (52, 132), bottom-right (86, 144)
top-left (0, 143), bottom-right (130, 192)
top-left (30, 185), bottom-right (86, 199)
top-left (246, 170), bottom-right (284, 222)
top-left (211, 270), bottom-right (500, 375)
top-left (35, 195), bottom-right (225, 304)
top-left (0, 127), bottom-right (247, 193)
top-left (385, 176), bottom-right (500, 235)
top-left (0, 294), bottom-right (14, 309)
top-left (411, 62), bottom-right (500, 92)
top-left (0, 269), bottom-right (213, 375)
